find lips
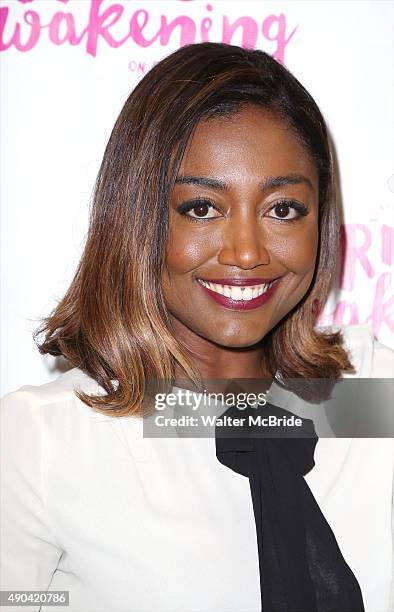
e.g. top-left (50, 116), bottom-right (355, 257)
top-left (196, 277), bottom-right (282, 310)
top-left (198, 277), bottom-right (278, 287)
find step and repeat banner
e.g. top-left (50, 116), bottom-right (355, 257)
top-left (1, 0), bottom-right (393, 394)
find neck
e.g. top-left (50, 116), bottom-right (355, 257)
top-left (171, 318), bottom-right (273, 394)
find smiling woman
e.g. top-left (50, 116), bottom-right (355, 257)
top-left (32, 43), bottom-right (353, 414)
top-left (1, 43), bottom-right (393, 612)
top-left (163, 107), bottom-right (319, 357)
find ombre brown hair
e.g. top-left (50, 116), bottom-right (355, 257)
top-left (34, 42), bottom-right (355, 416)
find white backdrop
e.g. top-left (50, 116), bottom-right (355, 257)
top-left (1, 0), bottom-right (393, 396)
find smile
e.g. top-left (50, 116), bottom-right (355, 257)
top-left (196, 278), bottom-right (281, 310)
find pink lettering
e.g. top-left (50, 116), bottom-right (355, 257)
top-left (366, 272), bottom-right (394, 336)
top-left (262, 14), bottom-right (297, 63)
top-left (86, 0), bottom-right (127, 57)
top-left (316, 222), bottom-right (392, 338)
top-left (340, 224), bottom-right (375, 291)
top-left (0, 8), bottom-right (40, 51)
top-left (129, 9), bottom-right (153, 47)
top-left (332, 301), bottom-right (359, 326)
top-left (47, 11), bottom-right (84, 46)
top-left (1, 2), bottom-right (298, 60)
top-left (222, 16), bottom-right (258, 49)
top-left (158, 15), bottom-right (196, 46)
top-left (129, 11), bottom-right (197, 48)
top-left (200, 16), bottom-right (212, 42)
top-left (381, 224), bottom-right (393, 266)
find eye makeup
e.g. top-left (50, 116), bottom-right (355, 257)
top-left (176, 197), bottom-right (309, 223)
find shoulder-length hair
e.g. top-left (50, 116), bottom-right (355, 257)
top-left (35, 42), bottom-right (354, 416)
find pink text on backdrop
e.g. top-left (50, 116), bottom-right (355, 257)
top-left (317, 223), bottom-right (394, 337)
top-left (0, 0), bottom-right (297, 61)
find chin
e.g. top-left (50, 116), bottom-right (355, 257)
top-left (210, 330), bottom-right (268, 349)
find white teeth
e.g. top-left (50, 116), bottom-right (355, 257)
top-left (198, 279), bottom-right (276, 301)
top-left (232, 287), bottom-right (243, 301)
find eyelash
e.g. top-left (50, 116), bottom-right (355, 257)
top-left (176, 198), bottom-right (309, 223)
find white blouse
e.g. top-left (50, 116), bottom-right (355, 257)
top-left (1, 324), bottom-right (393, 612)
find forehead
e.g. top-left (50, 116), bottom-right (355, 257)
top-left (178, 105), bottom-right (318, 186)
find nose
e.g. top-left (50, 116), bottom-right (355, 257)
top-left (217, 215), bottom-right (271, 269)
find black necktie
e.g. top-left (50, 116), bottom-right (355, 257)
top-left (215, 402), bottom-right (365, 612)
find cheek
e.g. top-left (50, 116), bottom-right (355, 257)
top-left (269, 224), bottom-right (319, 273)
top-left (165, 225), bottom-right (214, 274)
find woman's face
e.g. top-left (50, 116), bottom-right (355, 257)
top-left (162, 105), bottom-right (319, 349)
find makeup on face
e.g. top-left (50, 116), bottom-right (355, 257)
top-left (196, 277), bottom-right (282, 311)
top-left (162, 105), bottom-right (319, 350)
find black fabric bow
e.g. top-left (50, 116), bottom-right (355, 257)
top-left (215, 402), bottom-right (365, 612)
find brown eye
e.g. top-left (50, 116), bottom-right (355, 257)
top-left (266, 199), bottom-right (309, 222)
top-left (274, 202), bottom-right (291, 218)
top-left (194, 202), bottom-right (210, 217)
top-left (177, 198), bottom-right (221, 221)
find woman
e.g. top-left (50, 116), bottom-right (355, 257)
top-left (1, 43), bottom-right (393, 612)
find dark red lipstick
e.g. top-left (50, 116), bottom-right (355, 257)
top-left (198, 277), bottom-right (278, 287)
top-left (196, 277), bottom-right (282, 310)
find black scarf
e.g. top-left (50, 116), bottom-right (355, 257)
top-left (215, 401), bottom-right (365, 612)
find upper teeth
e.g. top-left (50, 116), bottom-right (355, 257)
top-left (197, 280), bottom-right (276, 301)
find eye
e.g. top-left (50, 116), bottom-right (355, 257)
top-left (266, 199), bottom-right (309, 222)
top-left (176, 198), bottom-right (221, 221)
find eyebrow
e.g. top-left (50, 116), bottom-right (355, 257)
top-left (175, 175), bottom-right (229, 191)
top-left (175, 173), bottom-right (314, 192)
